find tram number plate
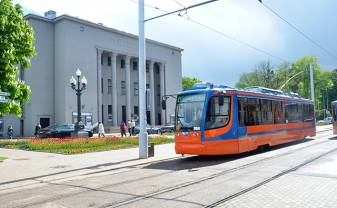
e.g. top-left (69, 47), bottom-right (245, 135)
top-left (193, 127), bottom-right (200, 131)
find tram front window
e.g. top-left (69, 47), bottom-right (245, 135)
top-left (205, 96), bottom-right (230, 129)
top-left (176, 93), bottom-right (206, 131)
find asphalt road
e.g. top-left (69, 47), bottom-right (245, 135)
top-left (1, 130), bottom-right (337, 208)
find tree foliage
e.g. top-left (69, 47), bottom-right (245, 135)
top-left (0, 0), bottom-right (35, 116)
top-left (182, 76), bottom-right (201, 91)
top-left (235, 56), bottom-right (336, 119)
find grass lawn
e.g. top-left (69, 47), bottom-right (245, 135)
top-left (0, 136), bottom-right (174, 154)
top-left (0, 156), bottom-right (7, 161)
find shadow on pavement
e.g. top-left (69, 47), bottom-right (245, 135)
top-left (328, 136), bottom-right (337, 140)
top-left (144, 138), bottom-right (314, 171)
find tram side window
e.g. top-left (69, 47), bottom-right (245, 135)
top-left (304, 103), bottom-right (315, 121)
top-left (332, 103), bottom-right (336, 121)
top-left (285, 103), bottom-right (302, 123)
top-left (246, 98), bottom-right (261, 126)
top-left (238, 97), bottom-right (247, 126)
top-left (273, 101), bottom-right (285, 124)
top-left (205, 96), bottom-right (230, 129)
top-left (261, 99), bottom-right (273, 124)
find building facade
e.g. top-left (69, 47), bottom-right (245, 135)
top-left (0, 11), bottom-right (182, 137)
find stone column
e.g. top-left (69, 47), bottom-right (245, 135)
top-left (97, 49), bottom-right (103, 123)
top-left (111, 52), bottom-right (118, 126)
top-left (149, 61), bottom-right (156, 126)
top-left (159, 63), bottom-right (166, 125)
top-left (125, 55), bottom-right (131, 122)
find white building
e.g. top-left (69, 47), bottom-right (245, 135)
top-left (0, 11), bottom-right (183, 137)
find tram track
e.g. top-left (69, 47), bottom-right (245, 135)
top-left (205, 144), bottom-right (337, 207)
top-left (2, 129), bottom-right (334, 208)
top-left (1, 127), bottom-right (332, 192)
top-left (104, 131), bottom-right (335, 208)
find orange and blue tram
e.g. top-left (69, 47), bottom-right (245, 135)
top-left (332, 101), bottom-right (337, 135)
top-left (175, 84), bottom-right (316, 155)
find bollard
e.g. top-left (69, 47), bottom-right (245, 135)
top-left (148, 143), bottom-right (154, 157)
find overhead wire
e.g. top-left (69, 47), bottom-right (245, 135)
top-left (258, 0), bottom-right (337, 61)
top-left (127, 0), bottom-right (287, 62)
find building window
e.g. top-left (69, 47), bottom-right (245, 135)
top-left (108, 79), bottom-right (112, 94)
top-left (134, 82), bottom-right (139, 96)
top-left (133, 61), bottom-right (138, 70)
top-left (121, 59), bottom-right (125, 68)
top-left (101, 78), bottom-right (103, 94)
top-left (108, 105), bottom-right (112, 122)
top-left (146, 84), bottom-right (150, 89)
top-left (108, 56), bottom-right (111, 66)
top-left (108, 105), bottom-right (112, 114)
top-left (146, 63), bottom-right (149, 71)
top-left (101, 54), bottom-right (104, 65)
top-left (121, 81), bottom-right (126, 95)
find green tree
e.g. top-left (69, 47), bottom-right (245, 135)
top-left (0, 0), bottom-right (35, 116)
top-left (235, 60), bottom-right (278, 89)
top-left (235, 56), bottom-right (334, 119)
top-left (182, 76), bottom-right (201, 91)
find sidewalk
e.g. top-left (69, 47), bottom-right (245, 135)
top-left (0, 143), bottom-right (178, 190)
top-left (0, 125), bottom-right (332, 191)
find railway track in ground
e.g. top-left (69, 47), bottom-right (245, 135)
top-left (3, 129), bottom-right (334, 208)
top-left (103, 131), bottom-right (335, 208)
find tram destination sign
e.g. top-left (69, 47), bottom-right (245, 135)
top-left (0, 92), bottom-right (10, 103)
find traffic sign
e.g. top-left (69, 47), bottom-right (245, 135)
top-left (0, 92), bottom-right (10, 103)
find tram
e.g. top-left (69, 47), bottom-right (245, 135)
top-left (175, 83), bottom-right (316, 155)
top-left (332, 101), bottom-right (337, 135)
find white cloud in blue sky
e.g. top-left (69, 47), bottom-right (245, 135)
top-left (15, 0), bottom-right (337, 86)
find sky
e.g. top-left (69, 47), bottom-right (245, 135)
top-left (14, 0), bottom-right (337, 86)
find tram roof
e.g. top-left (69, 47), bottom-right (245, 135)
top-left (332, 100), bottom-right (337, 104)
top-left (182, 83), bottom-right (313, 103)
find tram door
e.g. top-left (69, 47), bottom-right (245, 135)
top-left (237, 97), bottom-right (247, 138)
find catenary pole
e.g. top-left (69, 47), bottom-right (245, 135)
top-left (138, 0), bottom-right (148, 159)
top-left (310, 64), bottom-right (315, 103)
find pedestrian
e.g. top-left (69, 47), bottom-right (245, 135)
top-left (131, 119), bottom-right (136, 135)
top-left (7, 125), bottom-right (13, 139)
top-left (98, 122), bottom-right (105, 137)
top-left (34, 123), bottom-right (41, 137)
top-left (127, 119), bottom-right (132, 136)
top-left (120, 121), bottom-right (127, 137)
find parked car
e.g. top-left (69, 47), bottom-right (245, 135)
top-left (38, 124), bottom-right (93, 138)
top-left (160, 124), bottom-right (175, 134)
top-left (325, 117), bottom-right (332, 124)
top-left (133, 125), bottom-right (160, 135)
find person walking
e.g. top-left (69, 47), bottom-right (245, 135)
top-left (34, 123), bottom-right (41, 137)
top-left (120, 121), bottom-right (127, 137)
top-left (127, 119), bottom-right (132, 136)
top-left (131, 119), bottom-right (136, 136)
top-left (98, 122), bottom-right (105, 137)
top-left (7, 125), bottom-right (13, 139)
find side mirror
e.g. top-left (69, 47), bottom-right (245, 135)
top-left (219, 92), bottom-right (224, 106)
top-left (162, 99), bottom-right (166, 110)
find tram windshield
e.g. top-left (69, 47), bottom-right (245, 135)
top-left (176, 93), bottom-right (206, 131)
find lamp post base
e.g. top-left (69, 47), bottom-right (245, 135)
top-left (71, 131), bottom-right (89, 138)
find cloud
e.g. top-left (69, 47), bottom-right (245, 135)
top-left (15, 0), bottom-right (337, 86)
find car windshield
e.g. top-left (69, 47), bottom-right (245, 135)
top-left (176, 93), bottom-right (206, 131)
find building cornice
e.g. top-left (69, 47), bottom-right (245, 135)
top-left (25, 13), bottom-right (184, 52)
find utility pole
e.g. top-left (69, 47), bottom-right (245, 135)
top-left (138, 0), bottom-right (148, 159)
top-left (137, 0), bottom-right (219, 159)
top-left (310, 64), bottom-right (315, 103)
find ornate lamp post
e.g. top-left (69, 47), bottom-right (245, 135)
top-left (70, 68), bottom-right (87, 131)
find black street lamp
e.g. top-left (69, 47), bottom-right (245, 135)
top-left (70, 68), bottom-right (87, 131)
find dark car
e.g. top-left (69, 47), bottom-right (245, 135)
top-left (38, 124), bottom-right (93, 138)
top-left (160, 124), bottom-right (175, 134)
top-left (133, 125), bottom-right (160, 135)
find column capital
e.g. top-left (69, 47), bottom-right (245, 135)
top-left (109, 51), bottom-right (118, 57)
top-left (96, 48), bottom-right (104, 54)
